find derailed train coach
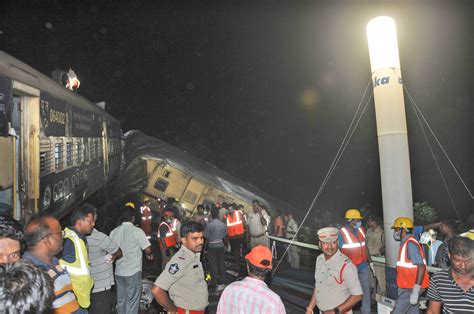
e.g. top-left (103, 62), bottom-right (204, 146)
top-left (119, 130), bottom-right (294, 216)
top-left (0, 51), bottom-right (122, 221)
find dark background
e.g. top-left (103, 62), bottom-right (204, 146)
top-left (2, 0), bottom-right (472, 221)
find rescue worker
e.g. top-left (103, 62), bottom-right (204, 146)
top-left (140, 198), bottom-right (152, 238)
top-left (391, 217), bottom-right (429, 313)
top-left (158, 209), bottom-right (179, 270)
top-left (306, 227), bottom-right (363, 314)
top-left (460, 214), bottom-right (474, 240)
top-left (59, 204), bottom-right (95, 310)
top-left (125, 202), bottom-right (135, 210)
top-left (338, 209), bottom-right (374, 314)
top-left (168, 205), bottom-right (182, 244)
top-left (152, 221), bottom-right (209, 313)
top-left (223, 203), bottom-right (246, 271)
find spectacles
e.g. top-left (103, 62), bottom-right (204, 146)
top-left (43, 230), bottom-right (66, 240)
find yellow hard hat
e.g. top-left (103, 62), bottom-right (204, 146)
top-left (391, 217), bottom-right (414, 229)
top-left (345, 209), bottom-right (363, 220)
top-left (125, 202), bottom-right (135, 209)
top-left (143, 197), bottom-right (150, 202)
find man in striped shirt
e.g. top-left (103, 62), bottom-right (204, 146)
top-left (24, 215), bottom-right (83, 313)
top-left (216, 245), bottom-right (285, 313)
top-left (427, 236), bottom-right (473, 313)
top-left (87, 212), bottom-right (122, 314)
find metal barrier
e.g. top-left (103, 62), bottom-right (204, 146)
top-left (268, 235), bottom-right (442, 273)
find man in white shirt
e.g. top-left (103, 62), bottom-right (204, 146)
top-left (110, 207), bottom-right (153, 314)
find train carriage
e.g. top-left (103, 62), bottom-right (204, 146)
top-left (0, 51), bottom-right (121, 221)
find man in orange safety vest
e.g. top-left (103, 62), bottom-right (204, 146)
top-left (338, 209), bottom-right (374, 314)
top-left (158, 210), bottom-right (178, 270)
top-left (391, 217), bottom-right (429, 313)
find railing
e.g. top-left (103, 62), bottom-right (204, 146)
top-left (268, 235), bottom-right (442, 273)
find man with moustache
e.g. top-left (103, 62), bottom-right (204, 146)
top-left (60, 204), bottom-right (96, 310)
top-left (152, 221), bottom-right (209, 314)
top-left (24, 215), bottom-right (82, 313)
top-left (427, 236), bottom-right (473, 313)
top-left (306, 227), bottom-right (362, 314)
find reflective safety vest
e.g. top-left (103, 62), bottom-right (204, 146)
top-left (225, 211), bottom-right (245, 237)
top-left (460, 229), bottom-right (474, 240)
top-left (158, 221), bottom-right (177, 248)
top-left (171, 218), bottom-right (179, 232)
top-left (339, 226), bottom-right (367, 265)
top-left (396, 236), bottom-right (429, 289)
top-left (140, 206), bottom-right (152, 220)
top-left (59, 227), bottom-right (94, 308)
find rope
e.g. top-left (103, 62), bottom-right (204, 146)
top-left (403, 86), bottom-right (473, 200)
top-left (404, 87), bottom-right (461, 218)
top-left (272, 77), bottom-right (374, 274)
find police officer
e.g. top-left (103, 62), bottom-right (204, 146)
top-left (152, 221), bottom-right (208, 314)
top-left (306, 227), bottom-right (362, 314)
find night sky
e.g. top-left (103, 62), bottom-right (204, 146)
top-left (2, 0), bottom-right (473, 221)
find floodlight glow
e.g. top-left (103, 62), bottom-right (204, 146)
top-left (367, 16), bottom-right (400, 72)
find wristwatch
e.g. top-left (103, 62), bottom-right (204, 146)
top-left (333, 308), bottom-right (340, 314)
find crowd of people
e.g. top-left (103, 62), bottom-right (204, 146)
top-left (0, 200), bottom-right (472, 314)
top-left (305, 209), bottom-right (474, 314)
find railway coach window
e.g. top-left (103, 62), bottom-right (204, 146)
top-left (90, 139), bottom-right (96, 160)
top-left (66, 142), bottom-right (73, 166)
top-left (83, 138), bottom-right (89, 162)
top-left (97, 138), bottom-right (103, 157)
top-left (76, 141), bottom-right (82, 164)
top-left (40, 139), bottom-right (53, 175)
top-left (154, 179), bottom-right (169, 192)
top-left (54, 141), bottom-right (64, 170)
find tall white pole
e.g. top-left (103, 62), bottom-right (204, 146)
top-left (367, 16), bottom-right (414, 298)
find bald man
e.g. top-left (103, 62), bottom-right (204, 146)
top-left (24, 215), bottom-right (83, 313)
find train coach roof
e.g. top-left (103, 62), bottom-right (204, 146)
top-left (0, 51), bottom-right (118, 123)
top-left (123, 130), bottom-right (295, 212)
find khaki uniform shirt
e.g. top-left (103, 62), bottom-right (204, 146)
top-left (366, 226), bottom-right (384, 256)
top-left (154, 245), bottom-right (209, 310)
top-left (315, 250), bottom-right (362, 311)
top-left (248, 212), bottom-right (266, 237)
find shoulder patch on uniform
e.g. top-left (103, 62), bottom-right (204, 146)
top-left (168, 263), bottom-right (180, 274)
